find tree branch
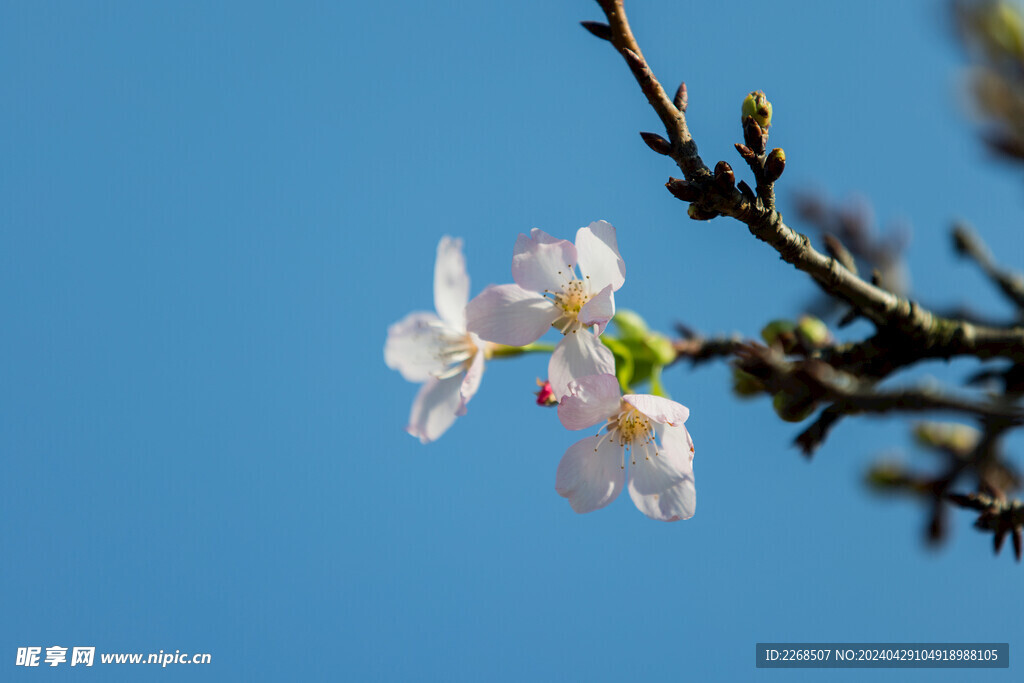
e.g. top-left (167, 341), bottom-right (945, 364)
top-left (586, 1), bottom-right (1024, 367)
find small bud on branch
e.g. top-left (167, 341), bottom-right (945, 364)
top-left (687, 204), bottom-right (719, 221)
top-left (640, 131), bottom-right (672, 155)
top-left (796, 315), bottom-right (831, 349)
top-left (736, 180), bottom-right (755, 201)
top-left (674, 81), bottom-right (688, 112)
top-left (665, 177), bottom-right (701, 202)
top-left (764, 148), bottom-right (786, 183)
top-left (580, 21), bottom-right (613, 41)
top-left (772, 389), bottom-right (818, 423)
top-left (996, 529), bottom-right (1009, 554)
top-left (742, 116), bottom-right (767, 155)
top-left (734, 143), bottom-right (756, 162)
top-left (714, 161), bottom-right (735, 190)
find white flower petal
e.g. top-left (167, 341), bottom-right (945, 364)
top-left (456, 346), bottom-right (485, 416)
top-left (556, 434), bottom-right (625, 514)
top-left (623, 394), bottom-right (690, 426)
top-left (384, 311), bottom-right (448, 382)
top-left (578, 284), bottom-right (615, 335)
top-left (512, 232), bottom-right (578, 294)
top-left (548, 330), bottom-right (615, 400)
top-left (660, 422), bottom-right (695, 469)
top-left (433, 236), bottom-right (470, 330)
top-left (528, 227), bottom-right (561, 244)
top-left (627, 424), bottom-right (695, 521)
top-left (575, 220), bottom-right (625, 292)
top-left (558, 374), bottom-right (622, 430)
top-left (406, 372), bottom-right (465, 443)
top-left (629, 470), bottom-right (695, 522)
top-left (466, 284), bottom-right (558, 346)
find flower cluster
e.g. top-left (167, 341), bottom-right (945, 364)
top-left (385, 223), bottom-right (696, 521)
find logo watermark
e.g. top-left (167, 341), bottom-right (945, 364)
top-left (16, 647), bottom-right (211, 668)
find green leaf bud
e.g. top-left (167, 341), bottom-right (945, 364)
top-left (741, 90), bottom-right (772, 129)
top-left (647, 334), bottom-right (677, 366)
top-left (772, 390), bottom-right (817, 423)
top-left (731, 367), bottom-right (765, 398)
top-left (612, 309), bottom-right (649, 340)
top-left (760, 319), bottom-right (796, 347)
top-left (795, 315), bottom-right (830, 349)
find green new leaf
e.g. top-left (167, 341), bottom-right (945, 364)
top-left (602, 336), bottom-right (635, 392)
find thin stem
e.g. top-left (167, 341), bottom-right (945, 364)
top-left (488, 342), bottom-right (556, 359)
top-left (953, 223), bottom-right (1024, 311)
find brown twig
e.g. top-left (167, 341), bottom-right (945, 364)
top-left (593, 0), bottom-right (705, 179)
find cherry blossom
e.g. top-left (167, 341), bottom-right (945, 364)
top-left (385, 237), bottom-right (486, 443)
top-left (556, 374), bottom-right (695, 521)
top-left (466, 221), bottom-right (625, 399)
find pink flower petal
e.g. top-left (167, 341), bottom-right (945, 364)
top-left (384, 311), bottom-right (448, 382)
top-left (575, 220), bottom-right (625, 292)
top-left (548, 330), bottom-right (615, 400)
top-left (558, 373), bottom-right (622, 430)
top-left (456, 345), bottom-right (486, 416)
top-left (406, 372), bottom-right (465, 443)
top-left (512, 232), bottom-right (578, 294)
top-left (466, 284), bottom-right (558, 346)
top-left (433, 236), bottom-right (470, 330)
top-left (623, 394), bottom-right (690, 426)
top-left (555, 434), bottom-right (625, 514)
top-left (627, 424), bottom-right (695, 521)
top-left (578, 284), bottom-right (615, 335)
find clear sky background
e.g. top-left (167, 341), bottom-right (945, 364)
top-left (2, 1), bottom-right (1022, 680)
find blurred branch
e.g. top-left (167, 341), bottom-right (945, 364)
top-left (869, 419), bottom-right (1021, 557)
top-left (870, 470), bottom-right (1024, 559)
top-left (665, 325), bottom-right (1024, 455)
top-left (670, 327), bottom-right (745, 366)
top-left (955, 0), bottom-right (1024, 167)
top-left (735, 343), bottom-right (1024, 426)
top-left (952, 221), bottom-right (1024, 310)
top-left (795, 192), bottom-right (909, 297)
top-left (793, 404), bottom-right (846, 456)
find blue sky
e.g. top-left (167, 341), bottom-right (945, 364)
top-left (1, 1), bottom-right (1022, 680)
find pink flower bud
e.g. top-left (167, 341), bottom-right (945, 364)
top-left (535, 379), bottom-right (558, 407)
